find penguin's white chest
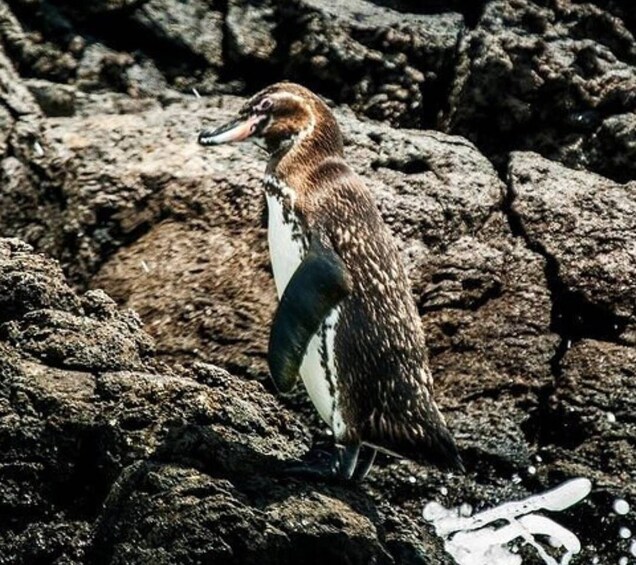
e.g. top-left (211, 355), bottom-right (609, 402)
top-left (265, 187), bottom-right (346, 439)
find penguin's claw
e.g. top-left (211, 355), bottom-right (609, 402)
top-left (280, 444), bottom-right (371, 482)
top-left (351, 447), bottom-right (377, 482)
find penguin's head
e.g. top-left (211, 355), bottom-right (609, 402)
top-left (198, 82), bottom-right (342, 157)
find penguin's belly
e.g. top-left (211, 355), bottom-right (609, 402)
top-left (266, 192), bottom-right (304, 297)
top-left (266, 192), bottom-right (346, 438)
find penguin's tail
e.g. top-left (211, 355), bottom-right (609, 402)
top-left (367, 406), bottom-right (465, 472)
top-left (393, 423), bottom-right (465, 473)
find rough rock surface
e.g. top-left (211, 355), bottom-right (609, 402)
top-left (4, 238), bottom-right (424, 564)
top-left (509, 151), bottom-right (636, 343)
top-left (258, 0), bottom-right (464, 127)
top-left (0, 0), bottom-right (634, 563)
top-left (443, 0), bottom-right (636, 181)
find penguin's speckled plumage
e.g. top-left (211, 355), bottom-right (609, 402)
top-left (199, 82), bottom-right (463, 479)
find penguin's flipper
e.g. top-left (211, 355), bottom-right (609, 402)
top-left (268, 234), bottom-right (351, 393)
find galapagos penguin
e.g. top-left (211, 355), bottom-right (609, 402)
top-left (198, 82), bottom-right (463, 480)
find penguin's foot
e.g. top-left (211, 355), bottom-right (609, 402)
top-left (281, 444), bottom-right (377, 482)
top-left (351, 445), bottom-right (377, 481)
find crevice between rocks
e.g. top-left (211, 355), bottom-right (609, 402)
top-left (502, 167), bottom-right (628, 369)
top-left (501, 157), bottom-right (629, 448)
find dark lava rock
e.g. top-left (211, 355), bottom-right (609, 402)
top-left (25, 78), bottom-right (76, 117)
top-left (0, 237), bottom-right (459, 563)
top-left (227, 0), bottom-right (464, 127)
top-left (0, 0), bottom-right (634, 562)
top-left (90, 462), bottom-right (385, 565)
top-left (131, 0), bottom-right (224, 71)
top-left (509, 151), bottom-right (636, 344)
top-left (0, 3), bottom-right (77, 83)
top-left (444, 0), bottom-right (636, 182)
top-left (550, 339), bottom-right (635, 489)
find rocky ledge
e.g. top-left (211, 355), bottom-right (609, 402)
top-left (0, 0), bottom-right (634, 563)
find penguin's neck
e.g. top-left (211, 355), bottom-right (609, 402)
top-left (266, 114), bottom-right (344, 207)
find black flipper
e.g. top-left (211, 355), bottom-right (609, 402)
top-left (268, 233), bottom-right (351, 393)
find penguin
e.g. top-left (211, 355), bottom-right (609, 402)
top-left (198, 82), bottom-right (463, 480)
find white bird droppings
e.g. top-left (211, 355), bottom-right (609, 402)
top-left (422, 501), bottom-right (447, 522)
top-left (423, 477), bottom-right (592, 565)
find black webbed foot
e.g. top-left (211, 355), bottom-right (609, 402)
top-left (280, 443), bottom-right (376, 482)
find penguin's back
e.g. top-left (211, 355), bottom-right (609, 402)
top-left (308, 159), bottom-right (462, 470)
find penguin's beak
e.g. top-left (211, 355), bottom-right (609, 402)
top-left (198, 114), bottom-right (265, 146)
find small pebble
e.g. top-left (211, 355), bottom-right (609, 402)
top-left (408, 475), bottom-right (416, 484)
top-left (614, 499), bottom-right (630, 515)
top-left (631, 539), bottom-right (636, 557)
top-left (619, 527), bottom-right (632, 539)
top-left (607, 412), bottom-right (616, 423)
top-left (618, 557), bottom-right (628, 565)
top-left (512, 474), bottom-right (522, 484)
top-left (440, 486), bottom-right (448, 496)
top-left (459, 503), bottom-right (472, 517)
top-left (528, 465), bottom-right (536, 475)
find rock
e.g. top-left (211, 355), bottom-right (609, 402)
top-left (0, 2), bottom-right (77, 83)
top-left (0, 240), bottom-right (358, 563)
top-left (226, 0), bottom-right (277, 64)
top-left (226, 0), bottom-right (464, 127)
top-left (132, 0), bottom-right (224, 69)
top-left (75, 42), bottom-right (134, 93)
top-left (444, 0), bottom-right (636, 181)
top-left (25, 78), bottom-right (76, 117)
top-left (592, 112), bottom-right (636, 179)
top-left (540, 339), bottom-right (636, 491)
top-left (0, 25), bottom-right (40, 119)
top-left (0, 239), bottom-right (80, 321)
top-left (522, 339), bottom-right (636, 561)
top-left (90, 462), bottom-right (386, 564)
top-left (52, 0), bottom-right (145, 16)
top-left (0, 236), bottom-right (459, 562)
top-left (0, 520), bottom-right (91, 565)
top-left (509, 151), bottom-right (636, 343)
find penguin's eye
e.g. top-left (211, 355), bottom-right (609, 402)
top-left (255, 98), bottom-right (272, 112)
